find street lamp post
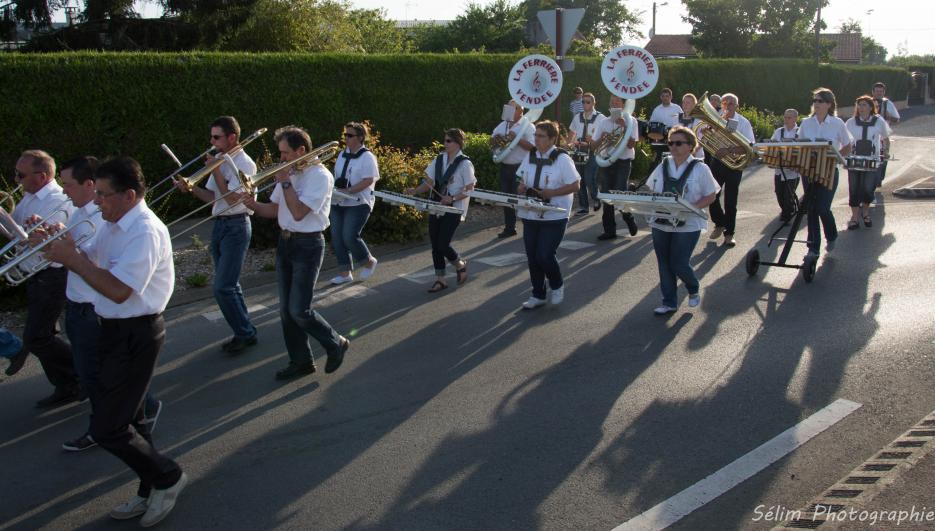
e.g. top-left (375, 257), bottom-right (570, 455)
top-left (651, 1), bottom-right (668, 38)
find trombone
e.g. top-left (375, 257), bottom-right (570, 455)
top-left (148, 128), bottom-right (268, 207)
top-left (170, 141), bottom-right (340, 241)
top-left (0, 185), bottom-right (22, 212)
top-left (146, 144), bottom-right (218, 204)
top-left (0, 201), bottom-right (93, 286)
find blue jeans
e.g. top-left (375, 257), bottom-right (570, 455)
top-left (804, 170), bottom-right (839, 254)
top-left (210, 215), bottom-right (256, 340)
top-left (66, 301), bottom-right (159, 431)
top-left (522, 219), bottom-right (567, 299)
top-left (0, 327), bottom-right (21, 358)
top-left (576, 157), bottom-right (599, 209)
top-left (651, 229), bottom-right (701, 308)
top-left (276, 233), bottom-right (341, 366)
top-left (329, 204), bottom-right (372, 269)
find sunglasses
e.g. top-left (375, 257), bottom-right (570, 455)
top-left (583, 100), bottom-right (594, 104)
top-left (534, 133), bottom-right (549, 138)
top-left (13, 169), bottom-right (41, 179)
top-left (667, 140), bottom-right (690, 147)
top-left (210, 134), bottom-right (225, 140)
top-left (812, 99), bottom-right (828, 104)
top-left (343, 133), bottom-right (358, 138)
top-left (443, 138), bottom-right (456, 144)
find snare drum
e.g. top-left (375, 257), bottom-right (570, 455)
top-left (571, 149), bottom-right (591, 165)
top-left (845, 155), bottom-right (880, 172)
top-left (647, 122), bottom-right (669, 142)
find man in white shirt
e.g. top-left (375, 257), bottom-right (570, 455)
top-left (648, 88), bottom-right (684, 172)
top-left (175, 116), bottom-right (258, 353)
top-left (5, 150), bottom-right (80, 408)
top-left (591, 95), bottom-right (640, 240)
top-left (567, 92), bottom-right (603, 214)
top-left (241, 126), bottom-right (350, 381)
top-left (491, 100), bottom-right (535, 238)
top-left (707, 93), bottom-right (755, 248)
top-left (44, 156), bottom-right (187, 527)
top-left (872, 81), bottom-right (900, 187)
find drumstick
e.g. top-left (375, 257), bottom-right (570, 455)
top-left (420, 178), bottom-right (445, 201)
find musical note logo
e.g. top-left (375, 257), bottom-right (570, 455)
top-left (626, 61), bottom-right (636, 82)
top-left (532, 71), bottom-right (542, 93)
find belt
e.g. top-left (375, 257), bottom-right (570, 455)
top-left (100, 313), bottom-right (160, 324)
top-left (217, 213), bottom-right (248, 219)
top-left (281, 229), bottom-right (322, 240)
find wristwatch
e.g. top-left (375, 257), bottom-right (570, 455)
top-left (280, 181), bottom-right (292, 190)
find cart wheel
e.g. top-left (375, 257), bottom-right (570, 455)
top-left (802, 255), bottom-right (817, 283)
top-left (745, 249), bottom-right (760, 276)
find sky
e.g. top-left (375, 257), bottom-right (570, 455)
top-left (129, 0), bottom-right (935, 58)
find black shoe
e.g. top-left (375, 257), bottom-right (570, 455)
top-left (5, 349), bottom-right (28, 376)
top-left (593, 202), bottom-right (602, 212)
top-left (623, 214), bottom-right (638, 236)
top-left (497, 229), bottom-right (517, 238)
top-left (222, 335), bottom-right (258, 353)
top-left (325, 336), bottom-right (350, 374)
top-left (36, 387), bottom-right (81, 409)
top-left (275, 362), bottom-right (317, 381)
top-left (62, 433), bottom-right (97, 452)
top-left (597, 232), bottom-right (617, 241)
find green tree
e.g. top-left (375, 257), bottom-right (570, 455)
top-left (6, 0), bottom-right (69, 27)
top-left (348, 8), bottom-right (410, 53)
top-left (838, 19), bottom-right (887, 64)
top-left (413, 0), bottom-right (527, 53)
top-left (521, 0), bottom-right (641, 48)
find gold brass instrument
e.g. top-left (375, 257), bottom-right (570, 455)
top-left (147, 144), bottom-right (219, 204)
top-left (169, 141), bottom-right (340, 241)
top-left (149, 128), bottom-right (268, 207)
top-left (594, 100), bottom-right (637, 168)
top-left (0, 185), bottom-right (22, 212)
top-left (690, 91), bottom-right (757, 170)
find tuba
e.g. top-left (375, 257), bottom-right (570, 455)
top-left (493, 54), bottom-right (563, 163)
top-left (689, 92), bottom-right (757, 170)
top-left (595, 45), bottom-right (660, 167)
top-left (594, 99), bottom-right (637, 167)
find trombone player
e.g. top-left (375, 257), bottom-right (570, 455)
top-left (175, 116), bottom-right (259, 354)
top-left (5, 150), bottom-right (82, 409)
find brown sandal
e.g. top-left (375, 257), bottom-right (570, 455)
top-left (456, 261), bottom-right (468, 285)
top-left (428, 280), bottom-right (447, 293)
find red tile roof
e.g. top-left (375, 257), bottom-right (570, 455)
top-left (643, 33), bottom-right (863, 63)
top-left (821, 33), bottom-right (863, 63)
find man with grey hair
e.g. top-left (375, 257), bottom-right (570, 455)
top-left (707, 93), bottom-right (754, 248)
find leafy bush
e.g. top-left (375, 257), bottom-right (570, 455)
top-left (185, 272), bottom-right (209, 288)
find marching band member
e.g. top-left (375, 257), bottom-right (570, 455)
top-left (871, 82), bottom-right (899, 188)
top-left (707, 92), bottom-right (755, 248)
top-left (329, 121), bottom-right (379, 285)
top-left (405, 128), bottom-right (476, 293)
top-left (175, 116), bottom-right (259, 353)
top-left (516, 121), bottom-right (580, 310)
top-left (798, 87), bottom-right (853, 259)
top-left (770, 109), bottom-right (802, 223)
top-left (648, 88), bottom-right (683, 171)
top-left (51, 157), bottom-right (162, 453)
top-left (708, 93), bottom-right (722, 113)
top-left (5, 150), bottom-right (80, 408)
top-left (845, 95), bottom-right (890, 229)
top-left (240, 126), bottom-right (350, 380)
top-left (566, 91), bottom-right (603, 214)
top-left (43, 157), bottom-right (187, 526)
top-left (645, 127), bottom-right (719, 315)
top-left (678, 93), bottom-right (705, 159)
top-left (591, 95), bottom-right (639, 240)
top-left (491, 100), bottom-right (534, 238)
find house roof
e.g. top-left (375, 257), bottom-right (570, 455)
top-left (820, 33), bottom-right (862, 63)
top-left (643, 33), bottom-right (863, 63)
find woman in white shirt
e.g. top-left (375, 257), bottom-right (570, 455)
top-left (405, 128), bottom-right (476, 293)
top-left (844, 95), bottom-right (891, 229)
top-left (644, 127), bottom-right (720, 315)
top-left (679, 93), bottom-right (705, 159)
top-left (515, 121), bottom-right (580, 310)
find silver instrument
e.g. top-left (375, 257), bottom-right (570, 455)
top-left (468, 189), bottom-right (567, 215)
top-left (597, 191), bottom-right (707, 225)
top-left (0, 206), bottom-right (98, 286)
top-left (374, 190), bottom-right (462, 216)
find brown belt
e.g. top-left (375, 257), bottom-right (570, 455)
top-left (281, 230), bottom-right (321, 240)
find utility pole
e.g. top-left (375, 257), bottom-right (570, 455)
top-left (651, 2), bottom-right (667, 38)
top-left (814, 1), bottom-right (822, 62)
top-left (555, 7), bottom-right (563, 120)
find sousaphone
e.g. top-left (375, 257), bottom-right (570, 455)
top-left (492, 54), bottom-right (563, 163)
top-left (595, 45), bottom-right (660, 167)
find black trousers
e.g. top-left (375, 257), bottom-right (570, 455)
top-left (90, 314), bottom-right (181, 497)
top-left (498, 163), bottom-right (520, 231)
top-left (24, 268), bottom-right (77, 390)
top-left (708, 158), bottom-right (742, 235)
top-left (599, 158), bottom-right (636, 235)
top-left (774, 175), bottom-right (800, 220)
top-left (428, 212), bottom-right (462, 274)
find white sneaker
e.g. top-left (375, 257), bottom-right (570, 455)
top-left (330, 273), bottom-right (353, 285)
top-left (709, 226), bottom-right (724, 239)
top-left (653, 305), bottom-right (677, 315)
top-left (688, 293), bottom-right (701, 307)
top-left (521, 296), bottom-right (547, 310)
top-left (109, 495), bottom-right (148, 520)
top-left (140, 472), bottom-right (188, 528)
top-left (550, 286), bottom-right (564, 305)
top-left (360, 258), bottom-right (378, 280)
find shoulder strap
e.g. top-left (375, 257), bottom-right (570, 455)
top-left (663, 158), bottom-right (699, 195)
top-left (436, 154), bottom-right (470, 190)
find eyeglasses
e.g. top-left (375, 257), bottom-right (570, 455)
top-left (343, 133), bottom-right (358, 138)
top-left (667, 140), bottom-right (690, 147)
top-left (210, 134), bottom-right (225, 140)
top-left (94, 189), bottom-right (122, 198)
top-left (443, 138), bottom-right (456, 144)
top-left (534, 133), bottom-right (549, 138)
top-left (812, 99), bottom-right (828, 104)
top-left (583, 100), bottom-right (594, 104)
top-left (13, 169), bottom-right (43, 179)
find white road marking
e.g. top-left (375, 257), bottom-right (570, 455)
top-left (314, 284), bottom-right (377, 303)
top-left (475, 252), bottom-right (528, 267)
top-left (400, 268), bottom-right (440, 284)
top-left (612, 398), bottom-right (862, 531)
top-left (885, 154), bottom-right (922, 184)
top-left (202, 304), bottom-right (268, 322)
top-left (559, 240), bottom-right (596, 250)
top-left (736, 210), bottom-right (765, 220)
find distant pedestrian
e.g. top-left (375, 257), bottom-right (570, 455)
top-left (569, 86), bottom-right (585, 116)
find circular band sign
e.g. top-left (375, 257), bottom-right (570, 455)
top-left (601, 45), bottom-right (659, 99)
top-left (508, 54), bottom-right (563, 109)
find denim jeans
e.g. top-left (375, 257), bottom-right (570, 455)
top-left (599, 158), bottom-right (635, 234)
top-left (847, 170), bottom-right (877, 207)
top-left (576, 157), bottom-right (599, 210)
top-left (499, 163), bottom-right (520, 231)
top-left (804, 169), bottom-right (839, 254)
top-left (276, 233), bottom-right (341, 366)
top-left (66, 300), bottom-right (159, 432)
top-left (522, 218), bottom-right (567, 299)
top-left (329, 204), bottom-right (372, 269)
top-left (210, 215), bottom-right (256, 340)
top-left (651, 229), bottom-right (701, 308)
top-left (428, 212), bottom-right (461, 275)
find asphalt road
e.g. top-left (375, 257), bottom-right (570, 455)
top-left (1, 107), bottom-right (934, 531)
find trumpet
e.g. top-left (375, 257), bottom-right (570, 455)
top-left (169, 141), bottom-right (340, 241)
top-left (149, 128), bottom-right (268, 207)
top-left (0, 185), bottom-right (22, 212)
top-left (0, 201), bottom-right (93, 286)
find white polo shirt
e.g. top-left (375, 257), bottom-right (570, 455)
top-left (66, 202), bottom-right (103, 304)
top-left (568, 111), bottom-right (604, 143)
top-left (592, 114), bottom-right (640, 161)
top-left (845, 115), bottom-right (891, 157)
top-left (270, 163), bottom-right (333, 233)
top-left (424, 151), bottom-right (477, 220)
top-left (645, 157), bottom-right (720, 233)
top-left (721, 112), bottom-right (756, 143)
top-left (875, 98), bottom-right (900, 123)
top-left (515, 147), bottom-right (580, 221)
top-left (798, 114), bottom-right (854, 154)
top-left (204, 150), bottom-right (257, 216)
top-left (90, 201), bottom-right (174, 318)
top-left (332, 147), bottom-right (379, 209)
top-left (13, 180), bottom-right (74, 271)
top-left (492, 120), bottom-right (535, 165)
top-left (650, 103), bottom-right (684, 128)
